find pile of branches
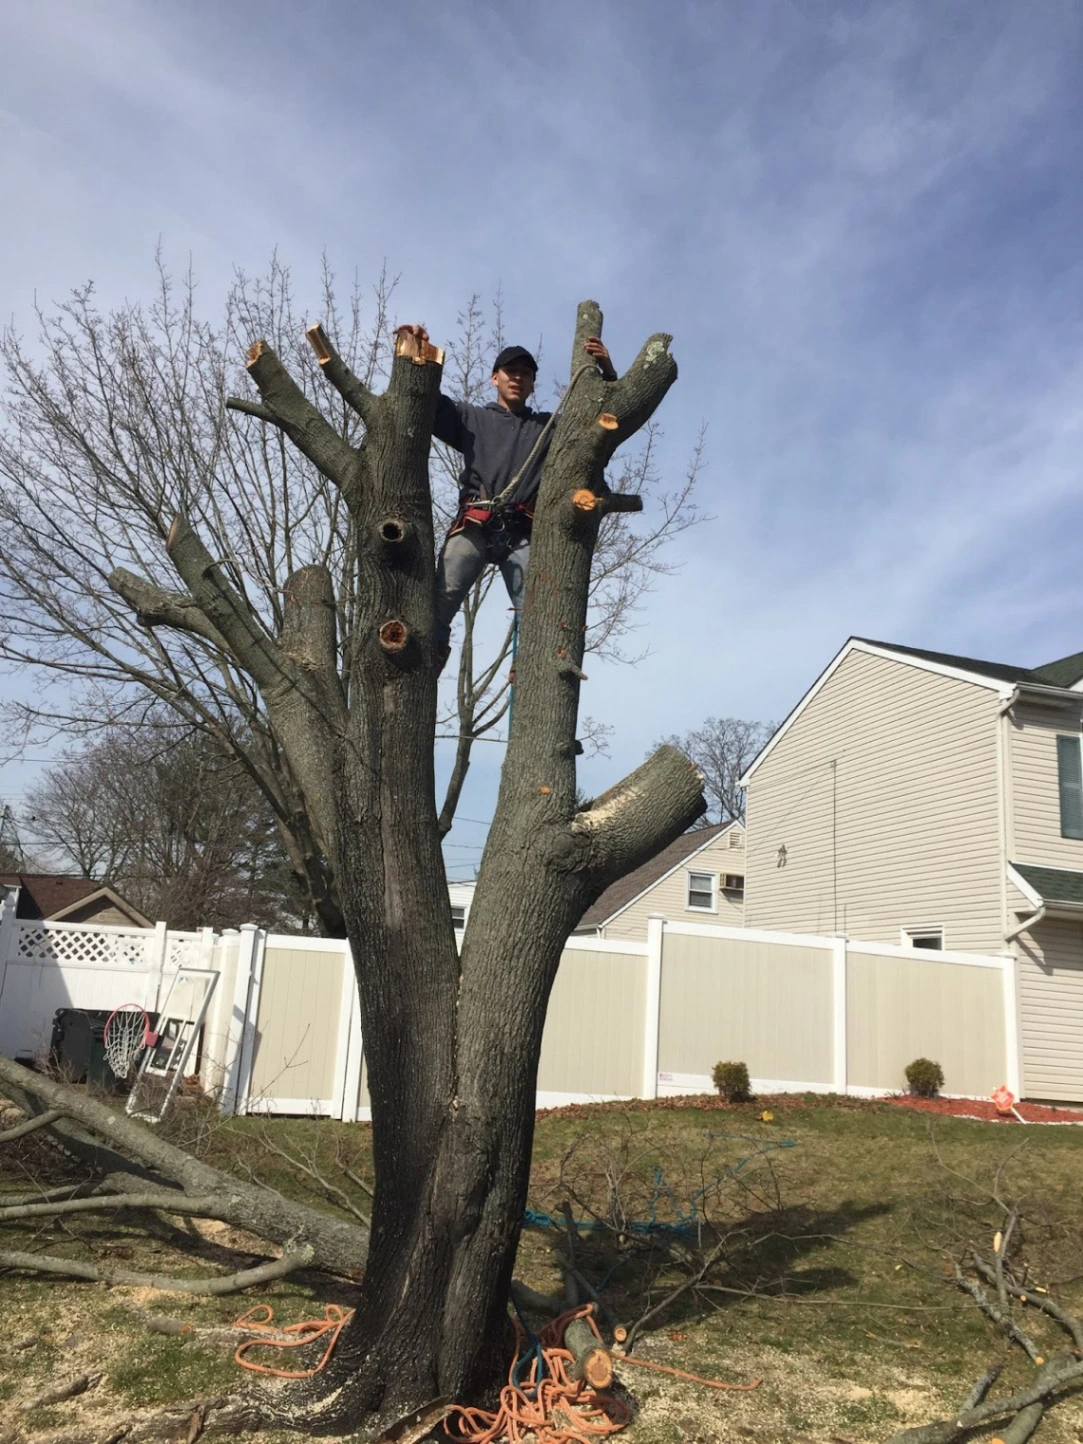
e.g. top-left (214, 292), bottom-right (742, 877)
top-left (888, 1200), bottom-right (1083, 1443)
top-left (0, 1055), bottom-right (370, 1294)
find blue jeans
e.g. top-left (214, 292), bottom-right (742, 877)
top-left (434, 527), bottom-right (530, 653)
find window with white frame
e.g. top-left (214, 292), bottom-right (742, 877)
top-left (450, 905), bottom-right (466, 929)
top-left (903, 926), bottom-right (944, 951)
top-left (687, 871), bottom-right (716, 910)
top-left (1057, 734), bottom-right (1083, 840)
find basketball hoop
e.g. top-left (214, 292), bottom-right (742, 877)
top-left (103, 1004), bottom-right (157, 1080)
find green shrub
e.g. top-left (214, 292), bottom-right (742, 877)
top-left (712, 1060), bottom-right (751, 1102)
top-left (904, 1057), bottom-right (944, 1098)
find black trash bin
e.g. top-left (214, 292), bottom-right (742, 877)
top-left (50, 1008), bottom-right (124, 1090)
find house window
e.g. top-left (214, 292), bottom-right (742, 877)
top-left (1057, 735), bottom-right (1083, 840)
top-left (687, 871), bottom-right (716, 910)
top-left (721, 874), bottom-right (745, 898)
top-left (450, 905), bottom-right (466, 929)
top-left (903, 926), bottom-right (944, 951)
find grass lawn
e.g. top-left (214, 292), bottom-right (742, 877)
top-left (2, 1093), bottom-right (1082, 1442)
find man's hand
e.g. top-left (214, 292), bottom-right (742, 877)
top-left (583, 336), bottom-right (617, 381)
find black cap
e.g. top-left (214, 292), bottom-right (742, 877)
top-left (492, 345), bottom-right (538, 375)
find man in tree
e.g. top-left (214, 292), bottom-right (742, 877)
top-left (402, 326), bottom-right (617, 666)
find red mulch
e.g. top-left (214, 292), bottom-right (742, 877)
top-left (885, 1094), bottom-right (1083, 1125)
top-left (537, 1092), bottom-right (1083, 1125)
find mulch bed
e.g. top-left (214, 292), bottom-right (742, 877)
top-left (538, 1092), bottom-right (1083, 1124)
top-left (885, 1094), bottom-right (1083, 1125)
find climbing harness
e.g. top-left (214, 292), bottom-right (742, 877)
top-left (453, 360), bottom-right (598, 532)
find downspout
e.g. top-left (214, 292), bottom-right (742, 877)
top-left (995, 688), bottom-right (1017, 946)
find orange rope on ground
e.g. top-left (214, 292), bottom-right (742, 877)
top-left (232, 1303), bottom-right (354, 1379)
top-left (446, 1305), bottom-right (631, 1444)
top-left (615, 1352), bottom-right (761, 1391)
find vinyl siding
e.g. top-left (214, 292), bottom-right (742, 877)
top-left (744, 649), bottom-right (1003, 952)
top-left (1009, 700), bottom-right (1083, 869)
top-left (599, 831), bottom-right (745, 939)
top-left (1016, 918), bottom-right (1083, 1101)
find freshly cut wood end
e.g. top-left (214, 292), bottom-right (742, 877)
top-left (306, 323), bottom-right (332, 365)
top-left (613, 1325), bottom-right (628, 1343)
top-left (597, 412), bottom-right (619, 430)
top-left (246, 340), bottom-right (266, 367)
top-left (378, 620), bottom-right (409, 653)
top-left (393, 328), bottom-right (444, 367)
top-left (583, 1347), bottom-right (613, 1391)
top-left (572, 488), bottom-right (600, 512)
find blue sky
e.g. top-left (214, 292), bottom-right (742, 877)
top-left (2, 0), bottom-right (1083, 878)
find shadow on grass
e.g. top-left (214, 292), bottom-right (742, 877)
top-left (521, 1198), bottom-right (892, 1338)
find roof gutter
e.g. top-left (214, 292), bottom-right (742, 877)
top-left (1005, 904), bottom-right (1046, 943)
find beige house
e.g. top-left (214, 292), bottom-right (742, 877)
top-left (741, 637), bottom-right (1083, 1100)
top-left (574, 821), bottom-right (745, 940)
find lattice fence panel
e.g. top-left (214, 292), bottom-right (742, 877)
top-left (166, 933), bottom-right (203, 971)
top-left (13, 922), bottom-right (156, 969)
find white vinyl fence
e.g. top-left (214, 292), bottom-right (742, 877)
top-left (0, 898), bottom-right (1024, 1115)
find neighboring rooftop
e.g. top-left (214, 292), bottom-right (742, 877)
top-left (575, 822), bottom-right (736, 930)
top-left (1013, 864), bottom-right (1083, 909)
top-left (0, 874), bottom-right (151, 926)
top-left (0, 873), bottom-right (102, 920)
top-left (857, 639), bottom-right (1083, 691)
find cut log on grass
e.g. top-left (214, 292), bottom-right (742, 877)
top-left (563, 1310), bottom-right (613, 1390)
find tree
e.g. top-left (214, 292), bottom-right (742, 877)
top-left (658, 716), bottom-right (777, 824)
top-left (0, 296), bottom-right (704, 1433)
top-left (0, 262), bottom-right (702, 925)
top-left (23, 718), bottom-right (305, 930)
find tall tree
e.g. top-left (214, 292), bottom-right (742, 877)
top-left (7, 297), bottom-right (702, 1431)
top-left (658, 716), bottom-right (777, 823)
top-left (0, 262), bottom-right (702, 924)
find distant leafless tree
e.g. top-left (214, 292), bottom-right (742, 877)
top-left (0, 258), bottom-right (703, 922)
top-left (658, 716), bottom-right (777, 823)
top-left (23, 718), bottom-right (305, 930)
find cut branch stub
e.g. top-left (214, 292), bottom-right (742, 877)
top-left (306, 322), bottom-right (333, 366)
top-left (393, 326), bottom-right (446, 367)
top-left (572, 489), bottom-right (601, 513)
top-left (596, 412), bottom-right (619, 430)
top-left (378, 620), bottom-right (409, 653)
top-left (247, 340), bottom-right (266, 367)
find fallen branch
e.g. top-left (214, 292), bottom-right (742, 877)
top-left (0, 1191), bottom-right (222, 1224)
top-left (622, 1234), bottom-right (729, 1353)
top-left (0, 1058), bottom-right (369, 1273)
top-left (0, 1108), bottom-right (64, 1143)
top-left (22, 1372), bottom-right (102, 1410)
top-left (886, 1357), bottom-right (1083, 1443)
top-left (0, 1243), bottom-right (314, 1295)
